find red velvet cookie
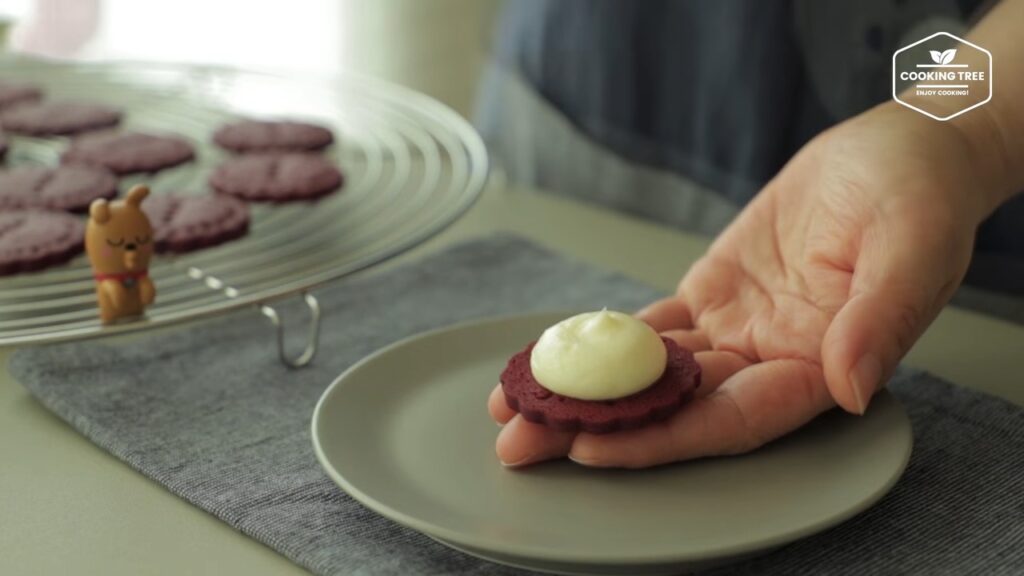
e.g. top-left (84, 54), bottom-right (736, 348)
top-left (0, 101), bottom-right (122, 136)
top-left (0, 80), bottom-right (43, 111)
top-left (142, 194), bottom-right (250, 253)
top-left (0, 165), bottom-right (118, 212)
top-left (0, 210), bottom-right (85, 276)
top-left (209, 152), bottom-right (343, 203)
top-left (501, 337), bottom-right (701, 434)
top-left (213, 120), bottom-right (334, 153)
top-left (62, 131), bottom-right (195, 175)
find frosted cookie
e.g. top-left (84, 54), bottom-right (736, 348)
top-left (500, 310), bottom-right (701, 434)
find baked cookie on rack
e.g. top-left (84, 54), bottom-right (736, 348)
top-left (209, 152), bottom-right (343, 203)
top-left (0, 80), bottom-right (43, 111)
top-left (0, 165), bottom-right (118, 213)
top-left (0, 209), bottom-right (85, 276)
top-left (142, 194), bottom-right (250, 253)
top-left (213, 119), bottom-right (334, 153)
top-left (0, 101), bottom-right (122, 137)
top-left (63, 131), bottom-right (194, 175)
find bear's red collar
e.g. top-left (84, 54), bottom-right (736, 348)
top-left (94, 270), bottom-right (149, 282)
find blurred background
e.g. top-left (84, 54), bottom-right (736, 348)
top-left (0, 0), bottom-right (500, 118)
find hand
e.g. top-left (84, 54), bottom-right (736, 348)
top-left (489, 103), bottom-right (990, 468)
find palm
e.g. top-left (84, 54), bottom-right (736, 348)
top-left (489, 110), bottom-right (979, 468)
top-left (681, 191), bottom-right (853, 369)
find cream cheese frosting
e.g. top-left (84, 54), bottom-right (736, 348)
top-left (530, 309), bottom-right (667, 400)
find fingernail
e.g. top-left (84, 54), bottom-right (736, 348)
top-left (500, 455), bottom-right (536, 468)
top-left (849, 354), bottom-right (882, 415)
top-left (567, 455), bottom-right (593, 466)
top-left (568, 451), bottom-right (600, 467)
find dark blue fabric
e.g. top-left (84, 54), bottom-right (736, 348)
top-left (495, 0), bottom-right (822, 206)
top-left (492, 0), bottom-right (1022, 294)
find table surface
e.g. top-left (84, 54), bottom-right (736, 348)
top-left (3, 1), bottom-right (1024, 572)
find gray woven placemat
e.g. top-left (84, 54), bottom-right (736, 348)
top-left (9, 234), bottom-right (1024, 575)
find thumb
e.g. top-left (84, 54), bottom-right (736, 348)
top-left (822, 292), bottom-right (930, 414)
top-left (822, 226), bottom-right (965, 415)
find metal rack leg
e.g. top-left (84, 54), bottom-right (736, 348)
top-left (260, 292), bottom-right (322, 369)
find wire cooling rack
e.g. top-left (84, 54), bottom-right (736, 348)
top-left (0, 59), bottom-right (488, 365)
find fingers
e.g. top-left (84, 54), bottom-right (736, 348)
top-left (661, 329), bottom-right (711, 352)
top-left (496, 415), bottom-right (576, 467)
top-left (488, 384), bottom-right (517, 425)
top-left (569, 359), bottom-right (834, 468)
top-left (822, 220), bottom-right (966, 414)
top-left (637, 296), bottom-right (716, 363)
top-left (635, 297), bottom-right (693, 332)
top-left (822, 290), bottom-right (943, 415)
top-left (693, 350), bottom-right (753, 397)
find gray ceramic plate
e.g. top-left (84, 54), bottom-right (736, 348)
top-left (312, 313), bottom-right (913, 575)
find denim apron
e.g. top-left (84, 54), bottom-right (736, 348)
top-left (475, 0), bottom-right (1024, 298)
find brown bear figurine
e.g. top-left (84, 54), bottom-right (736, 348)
top-left (85, 184), bottom-right (156, 324)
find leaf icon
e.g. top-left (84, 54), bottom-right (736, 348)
top-left (941, 49), bottom-right (957, 64)
top-left (930, 50), bottom-right (944, 63)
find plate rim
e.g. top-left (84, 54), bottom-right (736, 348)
top-left (311, 312), bottom-right (914, 566)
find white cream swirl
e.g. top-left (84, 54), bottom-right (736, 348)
top-left (530, 310), bottom-right (667, 400)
